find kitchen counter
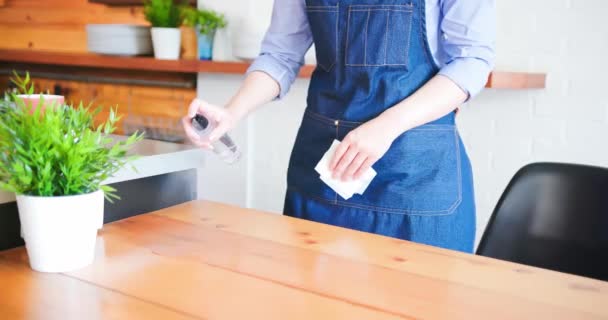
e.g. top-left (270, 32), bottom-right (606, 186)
top-left (1, 200), bottom-right (606, 319)
top-left (0, 137), bottom-right (205, 251)
top-left (103, 135), bottom-right (204, 185)
top-left (0, 136), bottom-right (205, 204)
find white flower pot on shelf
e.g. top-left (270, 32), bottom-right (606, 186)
top-left (17, 190), bottom-right (103, 273)
top-left (151, 27), bottom-right (181, 60)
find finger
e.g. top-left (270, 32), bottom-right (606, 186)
top-left (333, 147), bottom-right (358, 179)
top-left (182, 116), bottom-right (201, 142)
top-left (187, 99), bottom-right (202, 118)
top-left (329, 140), bottom-right (351, 171)
top-left (182, 117), bottom-right (214, 149)
top-left (354, 158), bottom-right (376, 179)
top-left (342, 153), bottom-right (367, 181)
top-left (198, 101), bottom-right (224, 123)
top-left (188, 99), bottom-right (221, 123)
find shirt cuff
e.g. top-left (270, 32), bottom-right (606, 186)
top-left (246, 54), bottom-right (299, 100)
top-left (438, 57), bottom-right (493, 100)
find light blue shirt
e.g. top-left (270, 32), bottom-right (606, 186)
top-left (248, 0), bottom-right (496, 100)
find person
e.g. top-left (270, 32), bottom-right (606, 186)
top-left (183, 0), bottom-right (495, 253)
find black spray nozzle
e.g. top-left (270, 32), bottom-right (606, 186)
top-left (192, 114), bottom-right (209, 131)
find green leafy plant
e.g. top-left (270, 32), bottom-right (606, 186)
top-left (10, 70), bottom-right (35, 95)
top-left (181, 6), bottom-right (227, 35)
top-left (0, 73), bottom-right (144, 201)
top-left (144, 0), bottom-right (183, 28)
top-left (179, 6), bottom-right (197, 28)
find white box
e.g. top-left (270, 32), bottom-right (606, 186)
top-left (86, 24), bottom-right (153, 56)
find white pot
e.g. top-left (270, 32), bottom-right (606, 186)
top-left (20, 190), bottom-right (104, 238)
top-left (212, 27), bottom-right (232, 61)
top-left (94, 190), bottom-right (105, 230)
top-left (151, 27), bottom-right (181, 60)
top-left (17, 190), bottom-right (103, 273)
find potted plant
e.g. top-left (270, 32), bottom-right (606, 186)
top-left (182, 6), bottom-right (227, 61)
top-left (10, 71), bottom-right (64, 113)
top-left (0, 73), bottom-right (143, 273)
top-left (178, 3), bottom-right (198, 60)
top-left (144, 0), bottom-right (183, 60)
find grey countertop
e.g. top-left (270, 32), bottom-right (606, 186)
top-left (113, 135), bottom-right (194, 157)
top-left (0, 136), bottom-right (205, 204)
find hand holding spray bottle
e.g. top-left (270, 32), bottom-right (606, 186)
top-left (191, 114), bottom-right (241, 164)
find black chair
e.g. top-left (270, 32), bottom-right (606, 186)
top-left (477, 163), bottom-right (608, 281)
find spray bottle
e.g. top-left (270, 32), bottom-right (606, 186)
top-left (191, 114), bottom-right (241, 164)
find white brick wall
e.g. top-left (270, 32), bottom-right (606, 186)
top-left (198, 0), bottom-right (608, 245)
top-left (461, 0), bottom-right (608, 240)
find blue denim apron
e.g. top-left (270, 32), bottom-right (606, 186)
top-left (284, 0), bottom-right (476, 252)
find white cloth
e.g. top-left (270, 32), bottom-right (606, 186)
top-left (314, 140), bottom-right (377, 200)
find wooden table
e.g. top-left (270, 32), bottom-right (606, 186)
top-left (1, 201), bottom-right (606, 319)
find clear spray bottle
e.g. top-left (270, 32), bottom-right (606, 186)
top-left (191, 114), bottom-right (241, 164)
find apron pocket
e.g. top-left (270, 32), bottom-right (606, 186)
top-left (347, 125), bottom-right (462, 215)
top-left (288, 112), bottom-right (339, 201)
top-left (346, 4), bottom-right (414, 67)
top-left (306, 3), bottom-right (339, 72)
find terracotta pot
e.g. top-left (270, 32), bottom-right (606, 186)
top-left (181, 26), bottom-right (198, 60)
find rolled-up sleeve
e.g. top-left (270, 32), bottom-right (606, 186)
top-left (246, 0), bottom-right (313, 99)
top-left (438, 0), bottom-right (496, 99)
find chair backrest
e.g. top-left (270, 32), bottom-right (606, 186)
top-left (477, 163), bottom-right (608, 281)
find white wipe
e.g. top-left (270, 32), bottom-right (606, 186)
top-left (314, 140), bottom-right (377, 200)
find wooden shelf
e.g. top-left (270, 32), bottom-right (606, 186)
top-left (88, 0), bottom-right (196, 5)
top-left (0, 49), bottom-right (545, 89)
top-left (486, 71), bottom-right (546, 89)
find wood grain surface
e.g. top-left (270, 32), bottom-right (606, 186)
top-left (1, 201), bottom-right (605, 319)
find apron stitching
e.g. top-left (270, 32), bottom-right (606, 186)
top-left (455, 127), bottom-right (463, 210)
top-left (306, 5), bottom-right (338, 71)
top-left (334, 119), bottom-right (340, 205)
top-left (305, 110), bottom-right (361, 127)
top-left (350, 4), bottom-right (414, 9)
top-left (351, 8), bottom-right (412, 12)
top-left (333, 195), bottom-right (461, 214)
top-left (418, 0), bottom-right (438, 70)
top-left (334, 3), bottom-right (339, 69)
top-left (288, 186), bottom-right (460, 216)
top-left (345, 6), bottom-right (352, 66)
top-left (364, 9), bottom-right (370, 65)
top-left (305, 110), bottom-right (454, 130)
top-left (346, 6), bottom-right (412, 67)
top-left (347, 63), bottom-right (413, 66)
top-left (385, 10), bottom-right (390, 65)
top-left (403, 7), bottom-right (413, 70)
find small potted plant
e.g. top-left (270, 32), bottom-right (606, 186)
top-left (182, 6), bottom-right (227, 61)
top-left (0, 73), bottom-right (143, 273)
top-left (177, 3), bottom-right (196, 60)
top-left (144, 0), bottom-right (183, 60)
top-left (10, 71), bottom-right (64, 113)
